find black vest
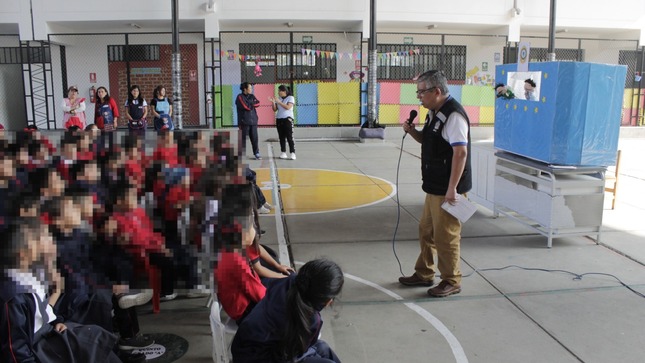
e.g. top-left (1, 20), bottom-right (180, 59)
top-left (421, 96), bottom-right (472, 195)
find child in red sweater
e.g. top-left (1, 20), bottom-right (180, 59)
top-left (215, 183), bottom-right (267, 324)
top-left (152, 131), bottom-right (178, 168)
top-left (109, 183), bottom-right (177, 298)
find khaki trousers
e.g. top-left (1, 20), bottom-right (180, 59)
top-left (414, 193), bottom-right (462, 285)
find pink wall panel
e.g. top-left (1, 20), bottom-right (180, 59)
top-left (257, 106), bottom-right (276, 126)
top-left (379, 82), bottom-right (401, 104)
top-left (463, 106), bottom-right (480, 126)
top-left (399, 105), bottom-right (420, 125)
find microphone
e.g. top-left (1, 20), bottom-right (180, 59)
top-left (403, 110), bottom-right (418, 138)
top-left (406, 110), bottom-right (418, 126)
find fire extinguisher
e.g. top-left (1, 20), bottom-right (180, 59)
top-left (89, 86), bottom-right (96, 103)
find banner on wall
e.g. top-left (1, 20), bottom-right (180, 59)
top-left (214, 48), bottom-right (420, 62)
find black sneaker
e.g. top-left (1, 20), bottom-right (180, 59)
top-left (118, 334), bottom-right (154, 350)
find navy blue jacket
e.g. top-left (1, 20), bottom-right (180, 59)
top-left (231, 274), bottom-right (323, 363)
top-left (235, 93), bottom-right (260, 126)
top-left (0, 273), bottom-right (63, 363)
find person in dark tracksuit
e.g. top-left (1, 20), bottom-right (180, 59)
top-left (236, 82), bottom-right (262, 160)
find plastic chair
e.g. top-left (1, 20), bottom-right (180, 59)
top-left (209, 293), bottom-right (238, 363)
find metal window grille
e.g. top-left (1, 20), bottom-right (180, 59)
top-left (0, 46), bottom-right (51, 64)
top-left (377, 44), bottom-right (466, 81)
top-left (107, 44), bottom-right (160, 62)
top-left (503, 46), bottom-right (584, 63)
top-left (619, 49), bottom-right (644, 88)
top-left (240, 43), bottom-right (337, 83)
top-left (239, 43), bottom-right (276, 83)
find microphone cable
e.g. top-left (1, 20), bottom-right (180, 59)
top-left (392, 132), bottom-right (407, 276)
top-left (392, 111), bottom-right (417, 277)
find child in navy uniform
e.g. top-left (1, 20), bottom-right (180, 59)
top-left (232, 258), bottom-right (344, 363)
top-left (0, 218), bottom-right (121, 363)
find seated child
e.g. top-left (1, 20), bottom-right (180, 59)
top-left (215, 183), bottom-right (267, 324)
top-left (0, 218), bottom-right (121, 363)
top-left (232, 258), bottom-right (344, 363)
top-left (48, 191), bottom-right (153, 353)
top-left (109, 182), bottom-right (178, 300)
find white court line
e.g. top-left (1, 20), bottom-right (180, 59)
top-left (295, 261), bottom-right (469, 363)
top-left (267, 144), bottom-right (291, 265)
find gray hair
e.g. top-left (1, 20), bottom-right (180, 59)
top-left (417, 70), bottom-right (449, 95)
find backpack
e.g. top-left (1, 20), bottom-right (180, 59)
top-left (154, 114), bottom-right (174, 131)
top-left (127, 100), bottom-right (147, 130)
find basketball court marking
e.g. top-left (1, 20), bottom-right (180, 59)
top-left (255, 167), bottom-right (396, 215)
top-left (294, 261), bottom-right (469, 363)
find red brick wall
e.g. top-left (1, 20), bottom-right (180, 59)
top-left (108, 44), bottom-right (200, 126)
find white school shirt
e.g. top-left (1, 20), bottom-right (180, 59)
top-left (7, 269), bottom-right (56, 333)
top-left (275, 95), bottom-right (295, 119)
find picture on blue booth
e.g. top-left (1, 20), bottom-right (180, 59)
top-left (505, 71), bottom-right (542, 102)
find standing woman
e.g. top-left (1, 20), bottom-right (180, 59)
top-left (270, 85), bottom-right (296, 160)
top-left (94, 86), bottom-right (119, 131)
top-left (150, 85), bottom-right (174, 131)
top-left (235, 82), bottom-right (261, 160)
top-left (232, 258), bottom-right (344, 363)
top-left (124, 85), bottom-right (148, 134)
top-left (62, 86), bottom-right (87, 129)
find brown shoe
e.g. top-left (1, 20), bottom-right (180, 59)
top-left (399, 273), bottom-right (434, 287)
top-left (427, 280), bottom-right (461, 297)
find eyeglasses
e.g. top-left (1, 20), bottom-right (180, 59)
top-left (416, 87), bottom-right (437, 96)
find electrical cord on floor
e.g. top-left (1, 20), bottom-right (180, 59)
top-left (462, 264), bottom-right (645, 299)
top-left (391, 134), bottom-right (408, 277)
top-left (388, 134), bottom-right (642, 299)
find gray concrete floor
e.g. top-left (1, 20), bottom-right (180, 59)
top-left (139, 130), bottom-right (645, 363)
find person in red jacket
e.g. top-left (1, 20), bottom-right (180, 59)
top-left (152, 131), bottom-right (179, 168)
top-left (215, 183), bottom-right (266, 324)
top-left (122, 134), bottom-right (147, 196)
top-left (94, 86), bottom-right (119, 131)
top-left (109, 183), bottom-right (177, 299)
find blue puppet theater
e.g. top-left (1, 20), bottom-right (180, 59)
top-left (494, 62), bottom-right (627, 167)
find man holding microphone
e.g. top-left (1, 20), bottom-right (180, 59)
top-left (399, 70), bottom-right (472, 297)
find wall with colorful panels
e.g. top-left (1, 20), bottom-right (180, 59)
top-left (373, 82), bottom-right (495, 126)
top-left (622, 89), bottom-right (645, 126)
top-left (215, 82), bottom-right (636, 128)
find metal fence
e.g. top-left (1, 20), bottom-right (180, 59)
top-left (46, 32), bottom-right (207, 130)
top-left (2, 31), bottom-right (643, 129)
top-left (212, 31), bottom-right (644, 128)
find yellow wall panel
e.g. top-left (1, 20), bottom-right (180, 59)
top-left (378, 104), bottom-right (400, 124)
top-left (339, 104), bottom-right (360, 124)
top-left (479, 106), bottom-right (495, 124)
top-left (318, 83), bottom-right (339, 104)
top-left (623, 89), bottom-right (633, 108)
top-left (318, 104), bottom-right (339, 124)
top-left (337, 83), bottom-right (360, 104)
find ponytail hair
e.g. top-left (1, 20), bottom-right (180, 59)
top-left (281, 259), bottom-right (344, 361)
top-left (278, 84), bottom-right (292, 96)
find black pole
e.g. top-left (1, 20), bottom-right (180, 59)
top-left (125, 34), bottom-right (131, 91)
top-left (172, 0), bottom-right (179, 53)
top-left (547, 0), bottom-right (556, 61)
top-left (367, 0), bottom-right (377, 127)
top-left (171, 0), bottom-right (183, 128)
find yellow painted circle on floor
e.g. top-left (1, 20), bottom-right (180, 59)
top-left (255, 168), bottom-right (395, 215)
